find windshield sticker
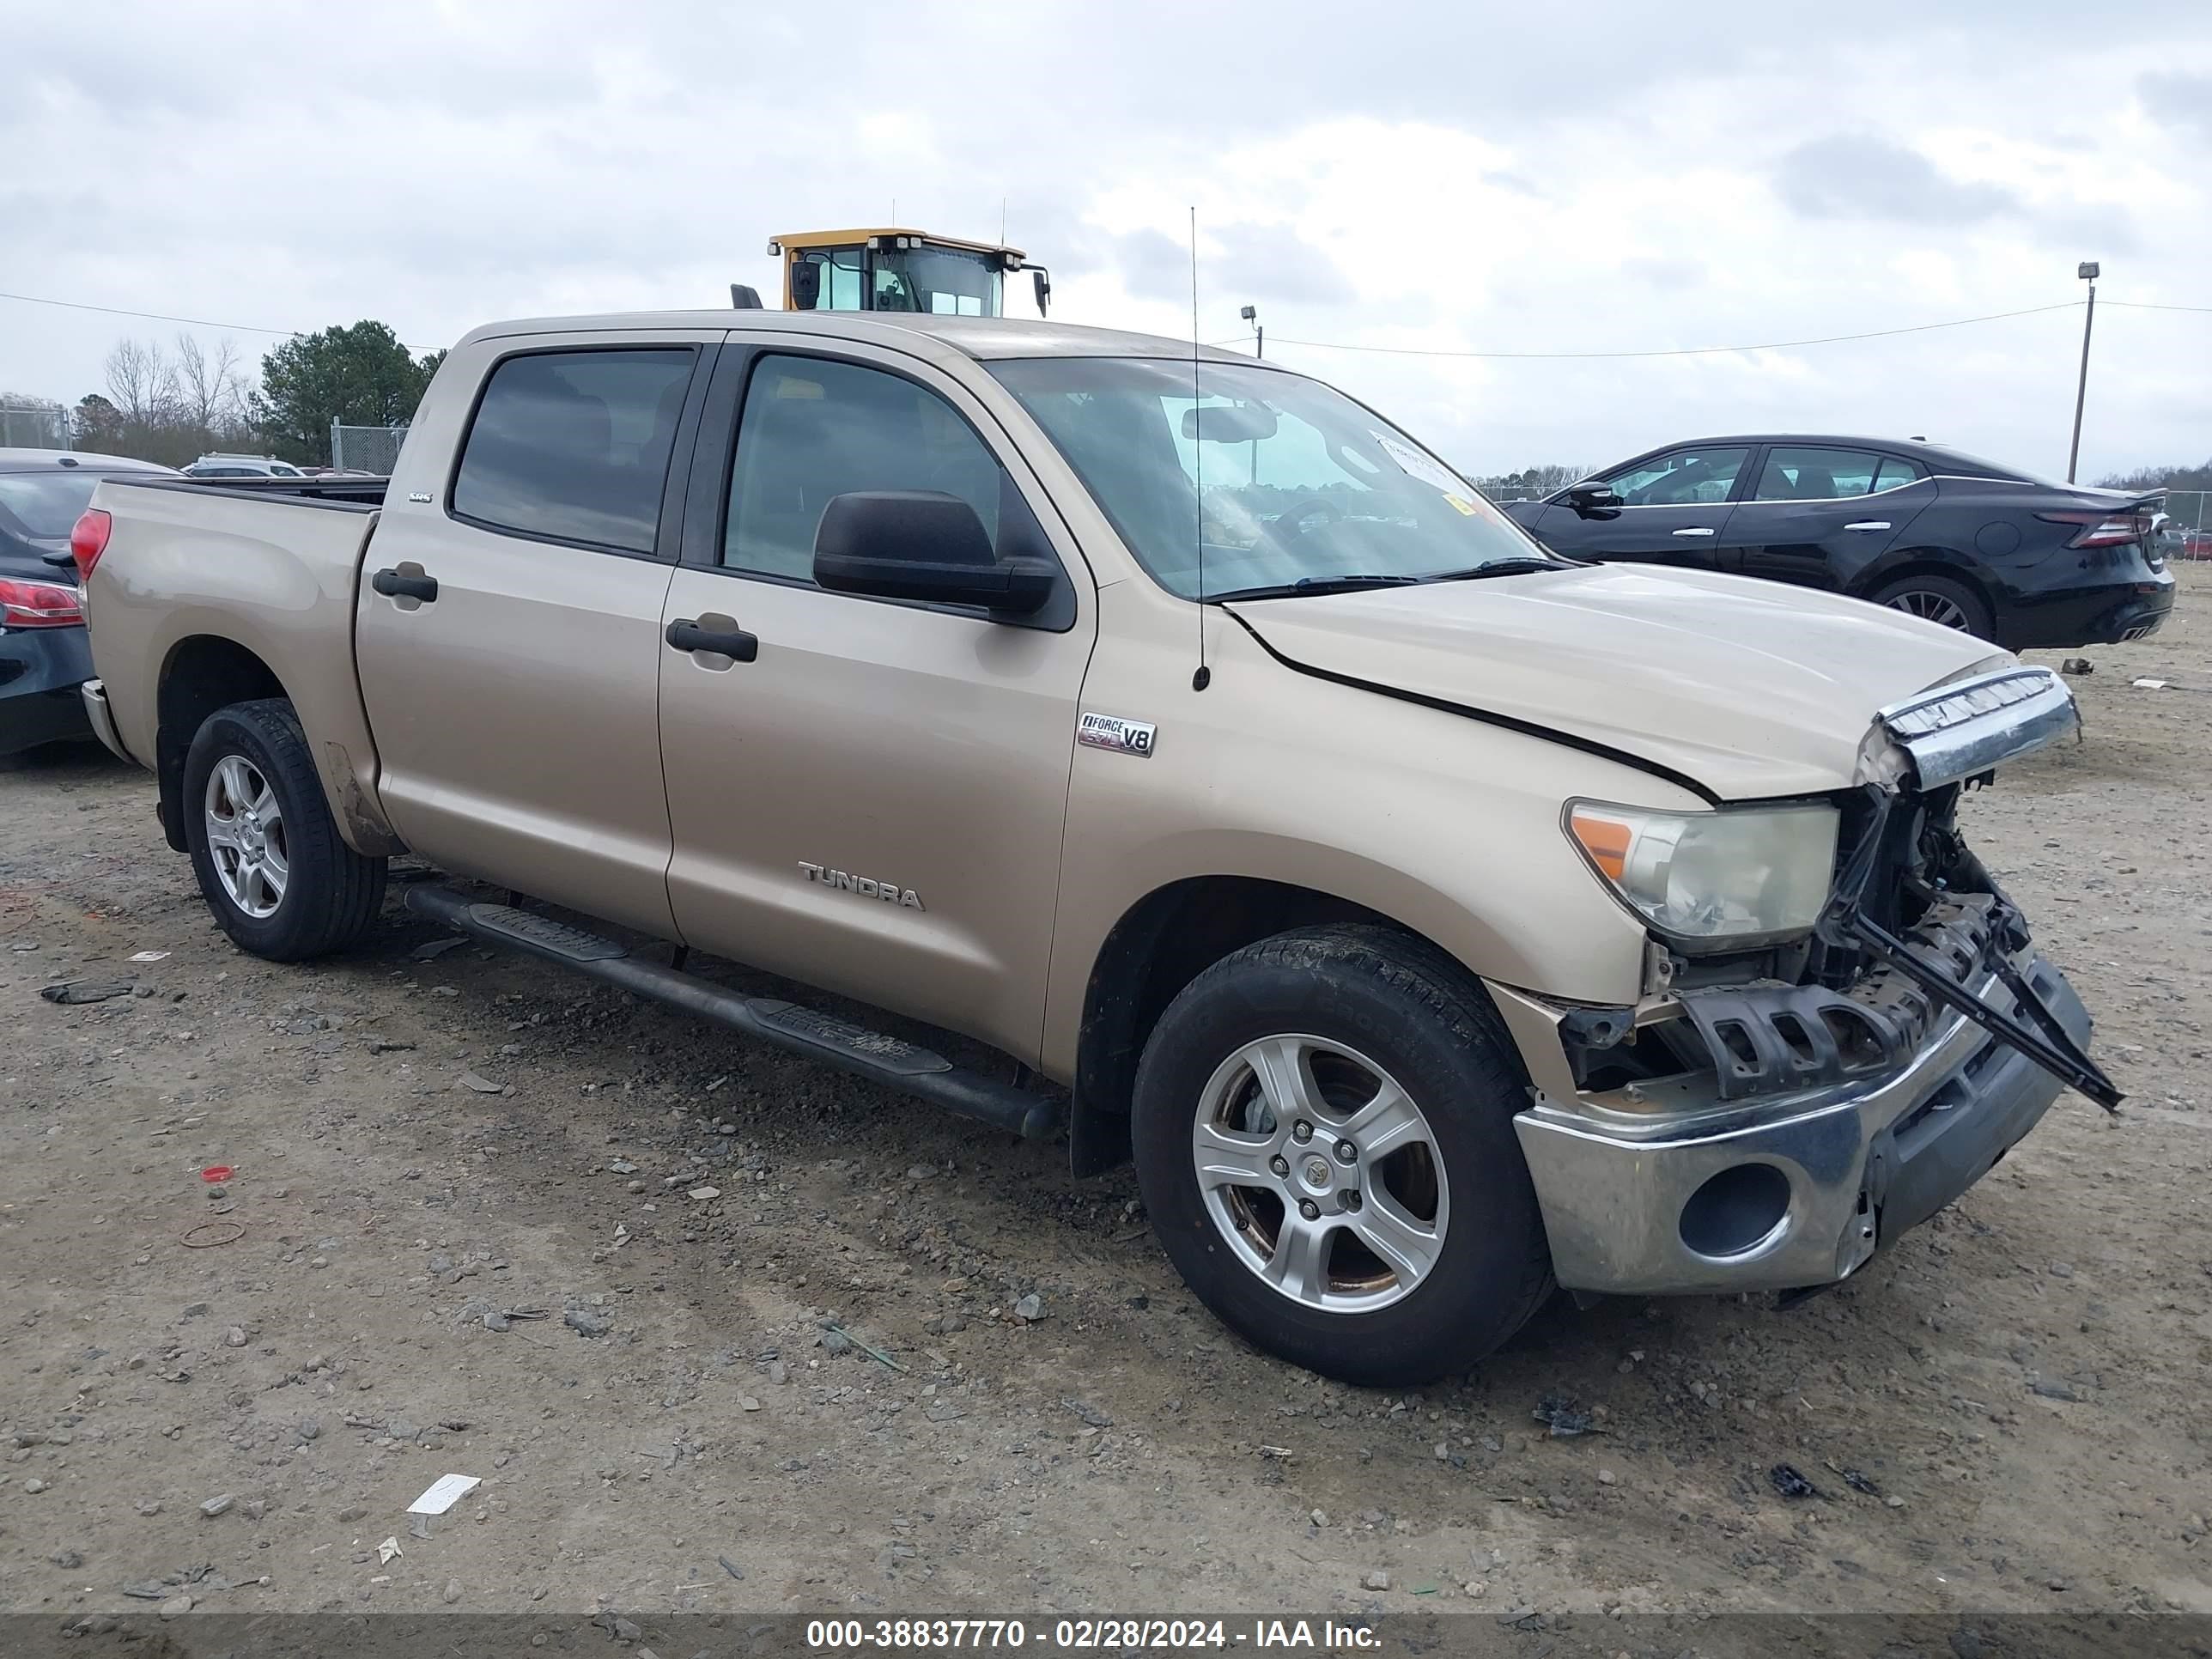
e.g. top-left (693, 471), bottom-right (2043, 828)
top-left (1373, 432), bottom-right (1471, 499)
top-left (1443, 494), bottom-right (1479, 516)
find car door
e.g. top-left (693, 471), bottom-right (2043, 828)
top-left (1528, 444), bottom-right (1753, 568)
top-left (656, 339), bottom-right (1096, 1063)
top-left (1729, 446), bottom-right (1932, 592)
top-left (356, 331), bottom-right (718, 937)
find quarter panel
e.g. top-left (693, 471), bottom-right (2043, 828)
top-left (83, 483), bottom-right (392, 850)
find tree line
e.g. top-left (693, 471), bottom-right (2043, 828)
top-left (39, 322), bottom-right (446, 469)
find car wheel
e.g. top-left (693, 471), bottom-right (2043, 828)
top-left (1869, 573), bottom-right (1994, 640)
top-left (1131, 923), bottom-right (1554, 1385)
top-left (183, 698), bottom-right (386, 962)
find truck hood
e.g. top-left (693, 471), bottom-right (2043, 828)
top-left (1227, 563), bottom-right (1996, 799)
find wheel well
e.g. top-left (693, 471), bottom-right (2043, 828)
top-left (1070, 877), bottom-right (1415, 1176)
top-left (155, 637), bottom-right (286, 852)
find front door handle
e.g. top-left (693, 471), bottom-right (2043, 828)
top-left (666, 617), bottom-right (758, 662)
top-left (371, 568), bottom-right (439, 602)
top-left (1844, 520), bottom-right (1892, 532)
top-left (1670, 526), bottom-right (1717, 538)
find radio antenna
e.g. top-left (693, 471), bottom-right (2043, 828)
top-left (1189, 205), bottom-right (1210, 692)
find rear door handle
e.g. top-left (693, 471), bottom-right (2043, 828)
top-left (1671, 526), bottom-right (1716, 538)
top-left (665, 617), bottom-right (758, 663)
top-left (371, 568), bottom-right (439, 602)
top-left (1844, 520), bottom-right (1892, 532)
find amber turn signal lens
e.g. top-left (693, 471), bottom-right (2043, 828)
top-left (1568, 809), bottom-right (1634, 881)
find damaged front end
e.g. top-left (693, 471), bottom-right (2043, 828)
top-left (1500, 664), bottom-right (2119, 1298)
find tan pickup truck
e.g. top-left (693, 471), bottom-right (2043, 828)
top-left (72, 309), bottom-right (2116, 1384)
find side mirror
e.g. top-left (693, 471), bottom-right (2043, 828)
top-left (1031, 268), bottom-right (1052, 317)
top-left (729, 283), bottom-right (763, 309)
top-left (1564, 481), bottom-right (1623, 518)
top-left (814, 491), bottom-right (1055, 617)
top-left (788, 259), bottom-right (823, 310)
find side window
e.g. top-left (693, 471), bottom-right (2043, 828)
top-left (1603, 447), bottom-right (1750, 506)
top-left (1751, 446), bottom-right (1881, 501)
top-left (1873, 457), bottom-right (1926, 492)
top-left (723, 355), bottom-right (1003, 582)
top-left (452, 348), bottom-right (695, 555)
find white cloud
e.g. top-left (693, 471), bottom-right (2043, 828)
top-left (1, 0), bottom-right (2206, 482)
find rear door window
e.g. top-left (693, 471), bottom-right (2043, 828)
top-left (452, 348), bottom-right (696, 555)
top-left (1750, 447), bottom-right (1884, 501)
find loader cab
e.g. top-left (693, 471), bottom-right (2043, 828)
top-left (768, 228), bottom-right (1051, 319)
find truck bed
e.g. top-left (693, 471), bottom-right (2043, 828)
top-left (137, 474), bottom-right (392, 507)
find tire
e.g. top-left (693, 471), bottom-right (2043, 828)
top-left (1131, 923), bottom-right (1553, 1385)
top-left (1869, 572), bottom-right (1995, 641)
top-left (182, 698), bottom-right (386, 962)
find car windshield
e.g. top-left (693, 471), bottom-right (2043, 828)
top-left (989, 357), bottom-right (1547, 599)
top-left (0, 470), bottom-right (112, 539)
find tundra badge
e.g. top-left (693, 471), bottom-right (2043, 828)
top-left (799, 862), bottom-right (923, 910)
top-left (1077, 711), bottom-right (1156, 757)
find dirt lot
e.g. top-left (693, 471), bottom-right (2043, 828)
top-left (4, 570), bottom-right (2210, 1635)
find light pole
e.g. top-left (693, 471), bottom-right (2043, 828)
top-left (2066, 261), bottom-right (2099, 484)
top-left (1240, 303), bottom-right (1262, 359)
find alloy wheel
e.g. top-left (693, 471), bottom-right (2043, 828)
top-left (1189, 1034), bottom-right (1449, 1312)
top-left (203, 753), bottom-right (289, 919)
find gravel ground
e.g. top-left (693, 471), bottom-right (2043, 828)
top-left (3, 568), bottom-right (2209, 1632)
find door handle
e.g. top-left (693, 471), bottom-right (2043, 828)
top-left (1670, 526), bottom-right (1717, 538)
top-left (1844, 520), bottom-right (1892, 532)
top-left (665, 617), bottom-right (758, 663)
top-left (371, 568), bottom-right (438, 602)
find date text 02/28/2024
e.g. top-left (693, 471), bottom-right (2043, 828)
top-left (804, 1618), bottom-right (1382, 1650)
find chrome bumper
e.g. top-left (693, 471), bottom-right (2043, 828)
top-left (79, 678), bottom-right (134, 765)
top-left (1509, 955), bottom-right (2087, 1297)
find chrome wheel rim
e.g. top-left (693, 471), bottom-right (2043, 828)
top-left (1191, 1034), bottom-right (1449, 1312)
top-left (1884, 588), bottom-right (1971, 629)
top-left (204, 754), bottom-right (289, 919)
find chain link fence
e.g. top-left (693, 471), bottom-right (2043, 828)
top-left (330, 422), bottom-right (409, 475)
top-left (2163, 489), bottom-right (2208, 539)
top-left (1, 398), bottom-right (70, 450)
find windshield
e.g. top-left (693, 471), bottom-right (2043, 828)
top-left (989, 357), bottom-right (1545, 599)
top-left (872, 246), bottom-right (1003, 317)
top-left (0, 471), bottom-right (112, 539)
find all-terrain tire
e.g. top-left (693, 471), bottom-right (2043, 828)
top-left (182, 698), bottom-right (386, 962)
top-left (1132, 922), bottom-right (1554, 1385)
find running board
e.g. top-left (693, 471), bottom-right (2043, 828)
top-left (403, 886), bottom-right (1062, 1141)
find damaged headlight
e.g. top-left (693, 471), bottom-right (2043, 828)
top-left (1566, 800), bottom-right (1839, 949)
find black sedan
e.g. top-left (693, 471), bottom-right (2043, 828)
top-left (1503, 434), bottom-right (2174, 649)
top-left (0, 449), bottom-right (175, 756)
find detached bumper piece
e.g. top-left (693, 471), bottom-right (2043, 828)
top-left (1515, 955), bottom-right (2088, 1297)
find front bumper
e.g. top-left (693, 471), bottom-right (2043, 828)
top-left (1510, 954), bottom-right (2087, 1297)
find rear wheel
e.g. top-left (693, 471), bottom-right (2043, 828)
top-left (1869, 572), bottom-right (1994, 640)
top-left (1131, 924), bottom-right (1553, 1385)
top-left (183, 699), bottom-right (386, 961)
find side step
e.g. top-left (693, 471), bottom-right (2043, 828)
top-left (404, 885), bottom-right (1062, 1141)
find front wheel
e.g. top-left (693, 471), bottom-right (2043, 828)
top-left (183, 699), bottom-right (386, 961)
top-left (1131, 924), bottom-right (1554, 1385)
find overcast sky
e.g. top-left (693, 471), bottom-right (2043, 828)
top-left (3, 0), bottom-right (2208, 481)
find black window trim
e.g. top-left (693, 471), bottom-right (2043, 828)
top-left (443, 340), bottom-right (715, 566)
top-left (675, 340), bottom-right (1079, 634)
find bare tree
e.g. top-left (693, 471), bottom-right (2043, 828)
top-left (104, 338), bottom-right (181, 429)
top-left (174, 334), bottom-right (250, 441)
